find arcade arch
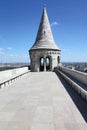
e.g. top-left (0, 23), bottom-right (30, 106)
top-left (39, 56), bottom-right (52, 71)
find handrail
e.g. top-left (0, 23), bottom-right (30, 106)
top-left (59, 66), bottom-right (87, 85)
top-left (55, 69), bottom-right (87, 102)
top-left (0, 71), bottom-right (29, 88)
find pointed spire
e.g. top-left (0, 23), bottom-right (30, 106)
top-left (35, 6), bottom-right (54, 42)
top-left (30, 6), bottom-right (60, 50)
top-left (44, 1), bottom-right (46, 8)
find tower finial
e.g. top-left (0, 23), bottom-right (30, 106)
top-left (44, 1), bottom-right (46, 8)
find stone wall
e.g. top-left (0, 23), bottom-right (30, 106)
top-left (0, 67), bottom-right (28, 83)
top-left (59, 66), bottom-right (87, 85)
top-left (57, 69), bottom-right (87, 102)
top-left (30, 49), bottom-right (60, 72)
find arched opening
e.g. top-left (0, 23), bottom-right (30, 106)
top-left (39, 56), bottom-right (52, 71)
top-left (46, 56), bottom-right (51, 71)
top-left (58, 56), bottom-right (60, 64)
top-left (40, 57), bottom-right (44, 71)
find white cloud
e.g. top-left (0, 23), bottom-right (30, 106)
top-left (0, 48), bottom-right (5, 55)
top-left (22, 55), bottom-right (29, 58)
top-left (0, 51), bottom-right (5, 55)
top-left (61, 48), bottom-right (70, 52)
top-left (10, 54), bottom-right (28, 59)
top-left (0, 48), bottom-right (4, 51)
top-left (51, 21), bottom-right (59, 27)
top-left (7, 47), bottom-right (12, 50)
top-left (10, 54), bottom-right (18, 57)
top-left (8, 54), bottom-right (29, 62)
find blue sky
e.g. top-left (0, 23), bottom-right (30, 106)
top-left (0, 0), bottom-right (87, 63)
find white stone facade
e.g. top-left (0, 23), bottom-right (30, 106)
top-left (30, 50), bottom-right (60, 72)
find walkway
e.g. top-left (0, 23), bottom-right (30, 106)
top-left (0, 72), bottom-right (87, 130)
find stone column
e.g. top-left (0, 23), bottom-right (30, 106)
top-left (44, 57), bottom-right (46, 71)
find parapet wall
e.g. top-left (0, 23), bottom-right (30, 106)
top-left (0, 67), bottom-right (28, 83)
top-left (55, 66), bottom-right (87, 102)
top-left (59, 66), bottom-right (87, 85)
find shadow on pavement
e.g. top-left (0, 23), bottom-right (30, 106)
top-left (55, 72), bottom-right (87, 123)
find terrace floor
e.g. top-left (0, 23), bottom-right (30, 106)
top-left (0, 72), bottom-right (87, 130)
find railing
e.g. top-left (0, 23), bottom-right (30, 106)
top-left (54, 66), bottom-right (87, 102)
top-left (0, 71), bottom-right (29, 88)
top-left (59, 66), bottom-right (87, 85)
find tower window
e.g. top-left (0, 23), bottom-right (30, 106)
top-left (44, 30), bottom-right (46, 34)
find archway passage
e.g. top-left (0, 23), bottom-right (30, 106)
top-left (58, 56), bottom-right (60, 64)
top-left (40, 57), bottom-right (44, 71)
top-left (39, 56), bottom-right (51, 71)
top-left (46, 57), bottom-right (50, 71)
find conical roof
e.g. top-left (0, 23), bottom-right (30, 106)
top-left (30, 6), bottom-right (60, 51)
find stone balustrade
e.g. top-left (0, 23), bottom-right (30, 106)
top-left (59, 66), bottom-right (87, 85)
top-left (0, 67), bottom-right (29, 88)
top-left (55, 66), bottom-right (87, 102)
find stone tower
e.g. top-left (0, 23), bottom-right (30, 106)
top-left (29, 6), bottom-right (61, 72)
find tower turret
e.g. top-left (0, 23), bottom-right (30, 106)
top-left (29, 6), bottom-right (61, 72)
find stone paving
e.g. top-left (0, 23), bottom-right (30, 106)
top-left (0, 72), bottom-right (87, 130)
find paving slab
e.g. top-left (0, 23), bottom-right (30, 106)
top-left (0, 72), bottom-right (87, 130)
